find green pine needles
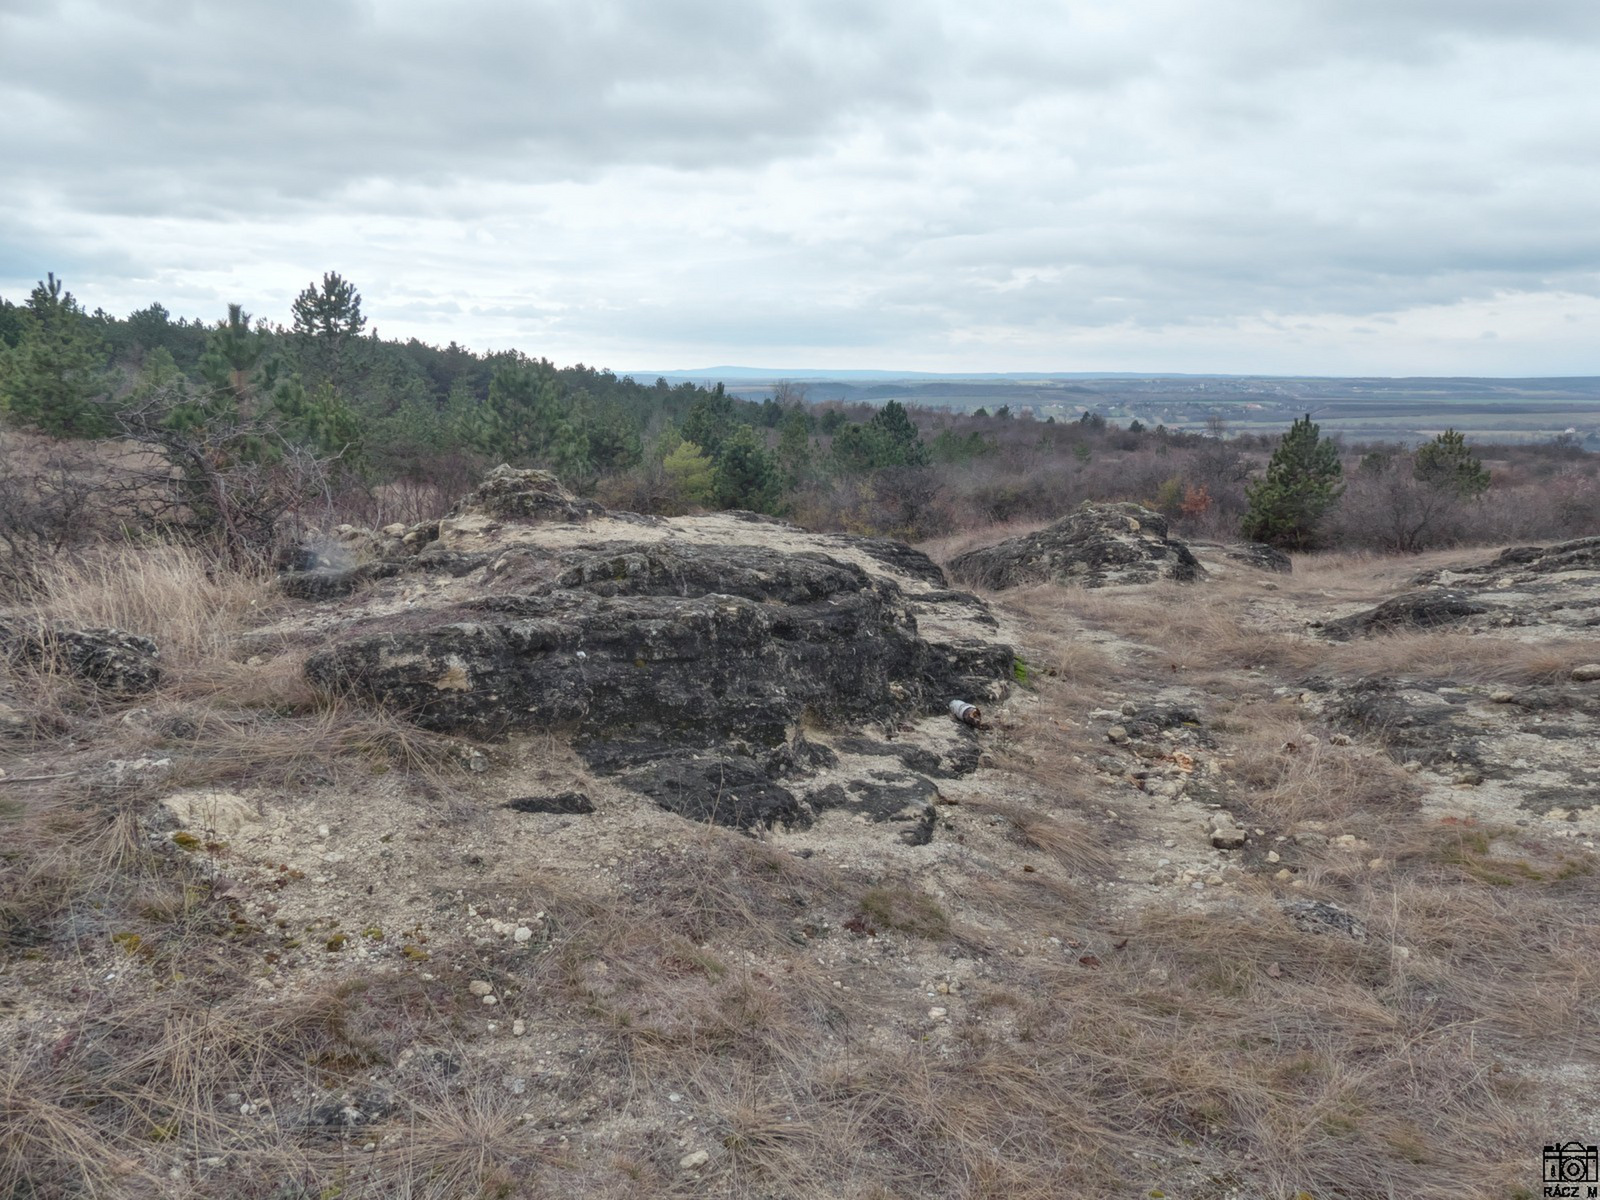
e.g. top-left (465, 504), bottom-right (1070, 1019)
top-left (1413, 428), bottom-right (1490, 498)
top-left (1240, 413), bottom-right (1344, 549)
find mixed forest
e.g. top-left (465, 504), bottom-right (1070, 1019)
top-left (2, 271), bottom-right (1598, 594)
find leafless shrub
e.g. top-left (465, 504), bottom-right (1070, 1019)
top-left (113, 385), bottom-right (350, 568)
top-left (0, 430), bottom-right (119, 597)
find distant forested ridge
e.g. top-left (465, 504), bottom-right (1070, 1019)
top-left (0, 271), bottom-right (748, 487)
top-left (2, 272), bottom-right (1597, 566)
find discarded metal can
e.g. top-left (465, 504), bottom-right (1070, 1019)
top-left (949, 699), bottom-right (982, 728)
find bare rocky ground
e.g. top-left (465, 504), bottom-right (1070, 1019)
top-left (2, 480), bottom-right (1596, 1199)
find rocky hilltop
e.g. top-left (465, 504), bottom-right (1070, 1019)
top-left (947, 501), bottom-right (1210, 589)
top-left (4, 473), bottom-right (1596, 1199)
top-left (284, 467), bottom-right (1014, 837)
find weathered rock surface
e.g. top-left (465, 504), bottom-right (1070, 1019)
top-left (1319, 588), bottom-right (1491, 640)
top-left (1305, 670), bottom-right (1600, 815)
top-left (296, 470), bottom-right (1014, 837)
top-left (1283, 899), bottom-right (1367, 941)
top-left (278, 468), bottom-right (609, 598)
top-left (451, 464), bottom-right (606, 523)
top-left (280, 561), bottom-right (405, 601)
top-left (948, 502), bottom-right (1205, 590)
top-left (1417, 535), bottom-right (1600, 582)
top-left (0, 620), bottom-right (161, 695)
top-left (1223, 542), bottom-right (1293, 574)
top-left (1408, 536), bottom-right (1600, 633)
top-left (307, 543), bottom-right (1009, 747)
top-left (1301, 537), bottom-right (1600, 819)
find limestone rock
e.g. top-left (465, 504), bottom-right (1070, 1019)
top-left (1320, 589), bottom-right (1490, 640)
top-left (299, 471), bottom-right (1016, 838)
top-left (307, 547), bottom-right (1008, 747)
top-left (281, 561), bottom-right (405, 601)
top-left (0, 621), bottom-right (161, 695)
top-left (1209, 824), bottom-right (1247, 850)
top-left (504, 793), bottom-right (595, 815)
top-left (1282, 899), bottom-right (1367, 941)
top-left (1223, 542), bottom-right (1293, 574)
top-left (947, 502), bottom-right (1204, 590)
top-left (158, 790), bottom-right (260, 837)
top-left (451, 464), bottom-right (604, 523)
top-left (1408, 537), bottom-right (1600, 635)
top-left (1418, 535), bottom-right (1600, 582)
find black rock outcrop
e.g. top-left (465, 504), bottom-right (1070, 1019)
top-left (1415, 535), bottom-right (1600, 583)
top-left (0, 621), bottom-right (161, 695)
top-left (1224, 542), bottom-right (1293, 574)
top-left (1319, 588), bottom-right (1491, 640)
top-left (948, 502), bottom-right (1204, 590)
top-left (451, 464), bottom-right (605, 523)
top-left (300, 475), bottom-right (1015, 838)
top-left (307, 543), bottom-right (1009, 748)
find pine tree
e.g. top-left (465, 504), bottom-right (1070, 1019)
top-left (291, 271), bottom-right (366, 342)
top-left (776, 407), bottom-right (813, 488)
top-left (290, 271), bottom-right (367, 389)
top-left (867, 400), bottom-right (928, 466)
top-left (1413, 428), bottom-right (1490, 498)
top-left (475, 361), bottom-right (590, 480)
top-left (681, 389), bottom-right (737, 459)
top-left (271, 376), bottom-right (364, 463)
top-left (0, 274), bottom-right (111, 436)
top-left (713, 426), bottom-right (781, 512)
top-left (662, 438), bottom-right (717, 508)
top-left (198, 304), bottom-right (267, 415)
top-left (1240, 413), bottom-right (1344, 549)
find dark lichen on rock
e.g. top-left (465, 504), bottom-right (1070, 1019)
top-left (948, 502), bottom-right (1205, 590)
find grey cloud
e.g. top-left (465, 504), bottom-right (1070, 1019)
top-left (4, 0), bottom-right (1599, 374)
top-left (1, 0), bottom-right (950, 214)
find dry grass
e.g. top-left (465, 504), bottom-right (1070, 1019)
top-left (1324, 629), bottom-right (1588, 686)
top-left (961, 796), bottom-right (1115, 882)
top-left (915, 517), bottom-right (1053, 565)
top-left (15, 540), bottom-right (282, 664)
top-left (1221, 705), bottom-right (1420, 827)
top-left (1006, 579), bottom-right (1327, 682)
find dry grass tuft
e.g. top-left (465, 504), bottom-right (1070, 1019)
top-left (962, 796), bottom-right (1115, 883)
top-left (1324, 629), bottom-right (1589, 687)
top-left (1222, 707), bottom-right (1420, 826)
top-left (16, 540), bottom-right (282, 665)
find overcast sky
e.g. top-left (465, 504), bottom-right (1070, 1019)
top-left (4, 0), bottom-right (1598, 375)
